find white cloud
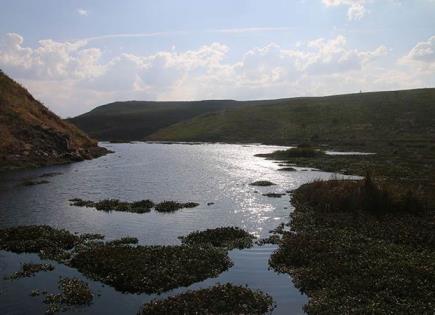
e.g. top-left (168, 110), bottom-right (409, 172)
top-left (77, 9), bottom-right (88, 16)
top-left (322, 0), bottom-right (368, 20)
top-left (403, 35), bottom-right (435, 63)
top-left (1, 32), bottom-right (431, 117)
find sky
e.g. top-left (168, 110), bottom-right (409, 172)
top-left (0, 0), bottom-right (434, 117)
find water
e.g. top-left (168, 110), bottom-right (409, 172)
top-left (0, 143), bottom-right (353, 314)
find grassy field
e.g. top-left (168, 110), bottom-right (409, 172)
top-left (68, 99), bottom-right (286, 141)
top-left (149, 88), bottom-right (435, 147)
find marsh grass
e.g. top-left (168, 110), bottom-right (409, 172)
top-left (270, 179), bottom-right (435, 314)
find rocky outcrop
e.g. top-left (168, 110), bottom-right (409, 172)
top-left (0, 70), bottom-right (108, 169)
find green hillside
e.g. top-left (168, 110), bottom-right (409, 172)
top-left (148, 89), bottom-right (435, 148)
top-left (68, 99), bottom-right (283, 141)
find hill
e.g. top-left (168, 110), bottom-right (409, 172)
top-left (148, 89), bottom-right (435, 148)
top-left (67, 99), bottom-right (285, 141)
top-left (0, 70), bottom-right (108, 169)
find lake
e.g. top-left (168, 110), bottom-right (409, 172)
top-left (0, 143), bottom-right (353, 314)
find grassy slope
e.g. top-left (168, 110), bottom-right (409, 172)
top-left (68, 99), bottom-right (285, 141)
top-left (149, 89), bottom-right (435, 147)
top-left (0, 70), bottom-right (106, 168)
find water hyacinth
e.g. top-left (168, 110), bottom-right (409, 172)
top-left (5, 263), bottom-right (54, 280)
top-left (249, 180), bottom-right (276, 187)
top-left (43, 277), bottom-right (93, 314)
top-left (139, 283), bottom-right (275, 315)
top-left (154, 201), bottom-right (199, 212)
top-left (179, 227), bottom-right (255, 250)
top-left (0, 225), bottom-right (79, 262)
top-left (270, 179), bottom-right (435, 314)
top-left (70, 243), bottom-right (232, 294)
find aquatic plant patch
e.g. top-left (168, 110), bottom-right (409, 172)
top-left (249, 180), bottom-right (276, 186)
top-left (139, 283), bottom-right (275, 315)
top-left (256, 147), bottom-right (325, 159)
top-left (70, 243), bottom-right (232, 294)
top-left (43, 277), bottom-right (93, 314)
top-left (0, 225), bottom-right (79, 262)
top-left (262, 193), bottom-right (286, 198)
top-left (179, 227), bottom-right (256, 250)
top-left (154, 201), bottom-right (199, 212)
top-left (270, 180), bottom-right (435, 314)
top-left (5, 263), bottom-right (54, 280)
top-left (21, 180), bottom-right (50, 186)
top-left (69, 198), bottom-right (154, 213)
top-left (70, 198), bottom-right (199, 213)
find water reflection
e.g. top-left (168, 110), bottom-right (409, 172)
top-left (0, 143), bottom-right (355, 314)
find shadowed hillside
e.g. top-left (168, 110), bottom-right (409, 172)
top-left (67, 99), bottom-right (287, 141)
top-left (0, 70), bottom-right (108, 169)
top-left (148, 89), bottom-right (435, 148)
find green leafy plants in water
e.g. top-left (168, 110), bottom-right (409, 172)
top-left (179, 227), bottom-right (255, 250)
top-left (262, 193), bottom-right (286, 198)
top-left (270, 179), bottom-right (435, 314)
top-left (5, 263), bottom-right (54, 279)
top-left (154, 201), bottom-right (199, 212)
top-left (0, 225), bottom-right (79, 262)
top-left (70, 243), bottom-right (232, 294)
top-left (69, 198), bottom-right (154, 213)
top-left (21, 180), bottom-right (50, 186)
top-left (139, 283), bottom-right (275, 315)
top-left (0, 225), bottom-right (235, 295)
top-left (43, 277), bottom-right (93, 314)
top-left (249, 180), bottom-right (276, 187)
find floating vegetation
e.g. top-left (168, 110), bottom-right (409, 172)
top-left (0, 225), bottom-right (79, 262)
top-left (249, 180), bottom-right (276, 187)
top-left (256, 235), bottom-right (281, 245)
top-left (154, 201), bottom-right (199, 212)
top-left (69, 198), bottom-right (199, 213)
top-left (21, 180), bottom-right (49, 186)
top-left (257, 146), bottom-right (325, 159)
top-left (70, 243), bottom-right (231, 294)
top-left (5, 263), bottom-right (54, 280)
top-left (139, 283), bottom-right (275, 315)
top-left (262, 193), bottom-right (286, 198)
top-left (257, 223), bottom-right (286, 246)
top-left (0, 226), bottom-right (233, 295)
top-left (179, 227), bottom-right (255, 250)
top-left (69, 198), bottom-right (154, 213)
top-left (43, 277), bottom-right (93, 314)
top-left (278, 167), bottom-right (297, 171)
top-left (270, 179), bottom-right (435, 314)
top-left (39, 172), bottom-right (63, 178)
top-left (107, 237), bottom-right (138, 246)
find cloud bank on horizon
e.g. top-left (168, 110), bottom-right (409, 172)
top-left (0, 0), bottom-right (434, 117)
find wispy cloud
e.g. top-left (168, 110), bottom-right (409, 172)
top-left (207, 27), bottom-right (291, 34)
top-left (79, 27), bottom-right (291, 44)
top-left (77, 9), bottom-right (88, 16)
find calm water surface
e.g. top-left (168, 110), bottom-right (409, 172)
top-left (0, 143), bottom-right (353, 314)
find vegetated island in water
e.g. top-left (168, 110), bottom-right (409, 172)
top-left (253, 144), bottom-right (435, 313)
top-left (0, 225), bottom-right (272, 314)
top-left (69, 198), bottom-right (199, 213)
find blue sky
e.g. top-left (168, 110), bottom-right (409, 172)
top-left (1, 0), bottom-right (434, 116)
